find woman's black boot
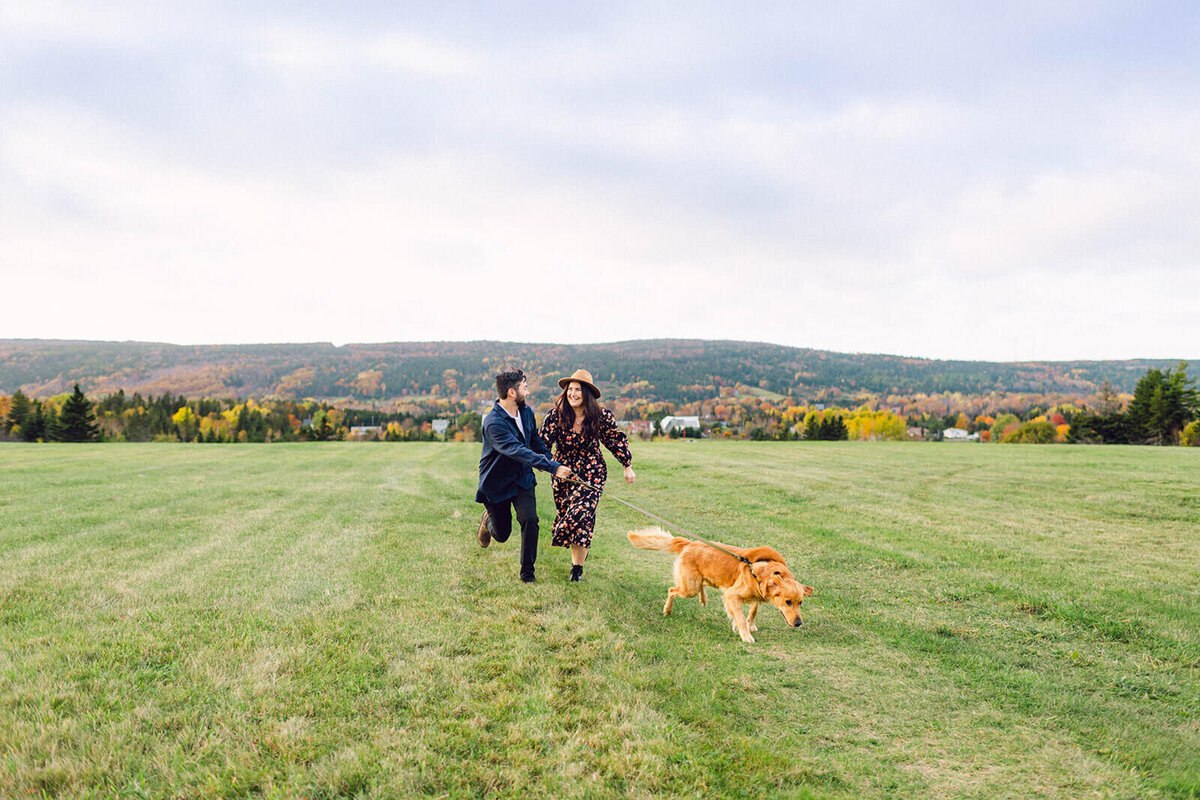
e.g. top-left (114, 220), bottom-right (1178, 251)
top-left (569, 564), bottom-right (583, 582)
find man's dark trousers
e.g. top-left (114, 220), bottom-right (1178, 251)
top-left (483, 485), bottom-right (538, 580)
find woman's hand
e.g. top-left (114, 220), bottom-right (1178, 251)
top-left (624, 465), bottom-right (636, 484)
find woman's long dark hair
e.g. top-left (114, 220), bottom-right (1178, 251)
top-left (555, 382), bottom-right (603, 439)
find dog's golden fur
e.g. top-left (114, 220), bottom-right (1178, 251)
top-left (627, 526), bottom-right (814, 643)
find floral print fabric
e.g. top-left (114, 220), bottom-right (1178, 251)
top-left (540, 406), bottom-right (633, 548)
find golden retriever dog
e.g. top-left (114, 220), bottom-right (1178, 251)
top-left (627, 527), bottom-right (814, 643)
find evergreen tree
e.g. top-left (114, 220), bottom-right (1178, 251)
top-left (5, 390), bottom-right (31, 436)
top-left (23, 401), bottom-right (45, 442)
top-left (1126, 363), bottom-right (1197, 445)
top-left (803, 415), bottom-right (820, 440)
top-left (42, 404), bottom-right (62, 442)
top-left (58, 384), bottom-right (99, 442)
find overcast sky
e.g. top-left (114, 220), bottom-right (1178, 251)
top-left (2, 2), bottom-right (1197, 361)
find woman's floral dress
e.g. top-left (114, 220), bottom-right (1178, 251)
top-left (540, 407), bottom-right (633, 549)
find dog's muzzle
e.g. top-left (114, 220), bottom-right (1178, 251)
top-left (793, 619), bottom-right (803, 627)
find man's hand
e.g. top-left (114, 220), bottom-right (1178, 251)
top-left (555, 465), bottom-right (573, 480)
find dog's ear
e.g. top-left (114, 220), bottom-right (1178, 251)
top-left (802, 584), bottom-right (814, 597)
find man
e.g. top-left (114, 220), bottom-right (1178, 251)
top-left (476, 369), bottom-right (571, 583)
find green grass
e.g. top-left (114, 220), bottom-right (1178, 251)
top-left (1, 441), bottom-right (1198, 799)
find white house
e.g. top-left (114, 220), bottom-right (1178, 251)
top-left (660, 415), bottom-right (701, 433)
top-left (432, 419), bottom-right (451, 435)
top-left (942, 427), bottom-right (969, 440)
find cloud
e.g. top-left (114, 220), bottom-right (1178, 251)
top-left (1, 1), bottom-right (1198, 360)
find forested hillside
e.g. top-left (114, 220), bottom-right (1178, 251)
top-left (0, 339), bottom-right (1184, 406)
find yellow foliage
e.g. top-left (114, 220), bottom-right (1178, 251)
top-left (356, 369), bottom-right (385, 396)
top-left (172, 407), bottom-right (196, 426)
top-left (1182, 420), bottom-right (1200, 446)
top-left (844, 408), bottom-right (907, 441)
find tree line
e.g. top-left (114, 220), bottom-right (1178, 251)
top-left (1068, 364), bottom-right (1199, 445)
top-left (2, 364), bottom-right (1195, 445)
top-left (0, 386), bottom-right (481, 443)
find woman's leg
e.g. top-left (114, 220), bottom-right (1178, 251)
top-left (570, 543), bottom-right (588, 566)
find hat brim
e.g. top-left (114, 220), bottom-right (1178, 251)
top-left (558, 377), bottom-right (601, 399)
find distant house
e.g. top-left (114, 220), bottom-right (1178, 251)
top-left (906, 427), bottom-right (928, 439)
top-left (617, 420), bottom-right (654, 437)
top-left (660, 415), bottom-right (701, 433)
top-left (432, 419), bottom-right (451, 436)
top-left (349, 425), bottom-right (383, 440)
top-left (942, 428), bottom-right (969, 441)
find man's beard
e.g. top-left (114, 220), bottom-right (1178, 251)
top-left (516, 397), bottom-right (527, 408)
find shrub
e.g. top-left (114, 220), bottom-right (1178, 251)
top-left (1002, 420), bottom-right (1058, 444)
top-left (990, 413), bottom-right (1020, 442)
top-left (1182, 420), bottom-right (1200, 447)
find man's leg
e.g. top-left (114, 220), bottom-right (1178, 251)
top-left (513, 485), bottom-right (539, 581)
top-left (483, 500), bottom-right (514, 544)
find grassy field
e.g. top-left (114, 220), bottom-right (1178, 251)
top-left (1, 441), bottom-right (1198, 799)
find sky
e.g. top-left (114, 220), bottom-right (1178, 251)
top-left (2, 1), bottom-right (1197, 362)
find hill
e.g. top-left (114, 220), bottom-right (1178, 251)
top-left (0, 338), bottom-right (1189, 407)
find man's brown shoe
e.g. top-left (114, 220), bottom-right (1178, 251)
top-left (477, 510), bottom-right (491, 548)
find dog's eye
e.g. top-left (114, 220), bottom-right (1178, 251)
top-left (785, 600), bottom-right (792, 606)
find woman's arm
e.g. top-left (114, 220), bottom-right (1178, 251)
top-left (599, 409), bottom-right (636, 483)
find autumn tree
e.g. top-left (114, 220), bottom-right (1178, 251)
top-left (1093, 379), bottom-right (1123, 416)
top-left (172, 406), bottom-right (199, 441)
top-left (1182, 420), bottom-right (1200, 447)
top-left (989, 413), bottom-right (1020, 443)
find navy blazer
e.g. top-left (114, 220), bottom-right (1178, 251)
top-left (475, 401), bottom-right (561, 504)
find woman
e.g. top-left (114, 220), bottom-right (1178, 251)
top-left (539, 369), bottom-right (636, 581)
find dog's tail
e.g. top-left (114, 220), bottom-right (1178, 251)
top-left (627, 526), bottom-right (690, 553)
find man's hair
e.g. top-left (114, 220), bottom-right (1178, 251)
top-left (495, 369), bottom-right (526, 400)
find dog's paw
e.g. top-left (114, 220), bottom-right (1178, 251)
top-left (739, 632), bottom-right (756, 643)
top-left (749, 623), bottom-right (758, 632)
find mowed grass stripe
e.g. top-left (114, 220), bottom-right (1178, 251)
top-left (1, 441), bottom-right (1197, 799)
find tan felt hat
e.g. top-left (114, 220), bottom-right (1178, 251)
top-left (558, 369), bottom-right (601, 399)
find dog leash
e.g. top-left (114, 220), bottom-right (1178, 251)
top-left (558, 474), bottom-right (764, 573)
